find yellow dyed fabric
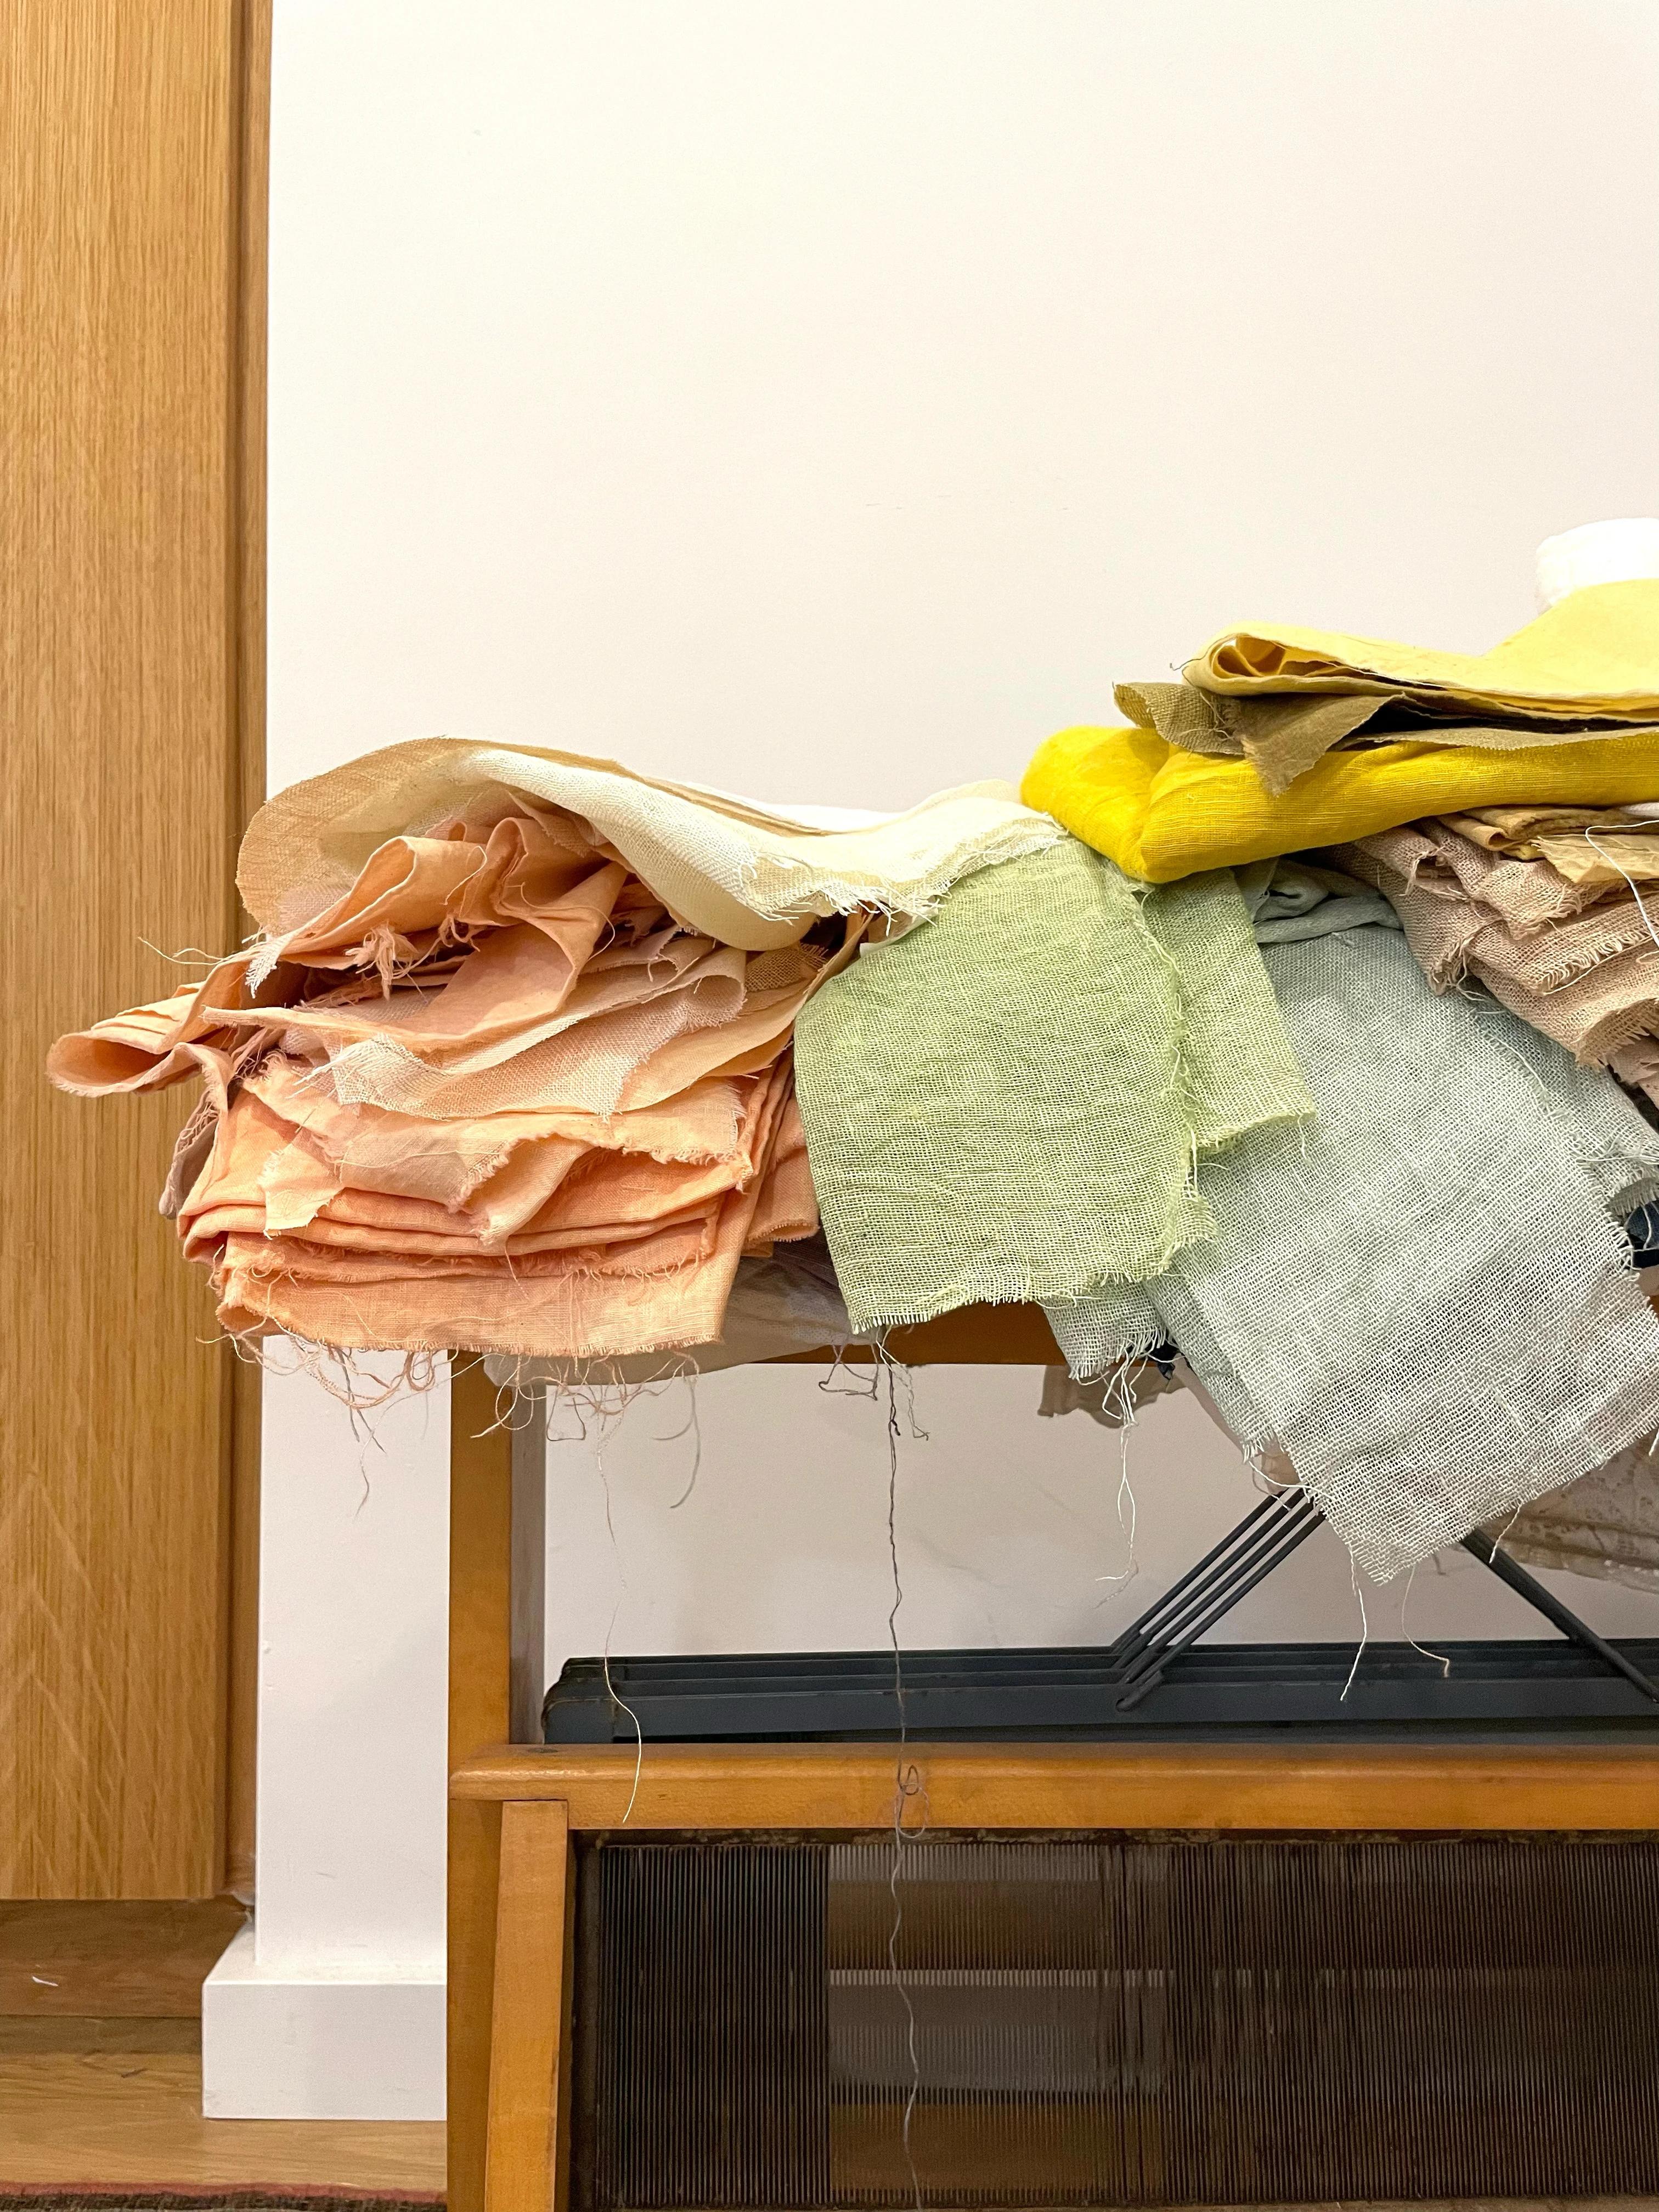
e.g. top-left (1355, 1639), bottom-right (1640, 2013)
top-left (1190, 579), bottom-right (1659, 716)
top-left (1022, 724), bottom-right (1659, 885)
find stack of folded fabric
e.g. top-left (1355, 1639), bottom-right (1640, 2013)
top-left (1333, 813), bottom-right (1659, 1101)
top-left (1024, 582), bottom-right (1659, 882)
top-left (48, 560), bottom-right (1659, 1594)
top-left (1013, 577), bottom-right (1659, 1580)
top-left (49, 741), bottom-right (1059, 1364)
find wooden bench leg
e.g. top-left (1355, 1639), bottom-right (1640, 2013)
top-left (450, 1357), bottom-right (515, 2212)
top-left (485, 1800), bottom-right (576, 2212)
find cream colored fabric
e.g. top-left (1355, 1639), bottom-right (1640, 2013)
top-left (1441, 805), bottom-right (1659, 892)
top-left (237, 737), bottom-right (1061, 955)
top-left (1504, 1435), bottom-right (1659, 1592)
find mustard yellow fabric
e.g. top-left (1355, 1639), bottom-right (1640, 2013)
top-left (1192, 579), bottom-right (1659, 716)
top-left (1022, 724), bottom-right (1659, 884)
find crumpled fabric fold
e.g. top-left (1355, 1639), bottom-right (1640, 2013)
top-left (1438, 805), bottom-right (1659, 890)
top-left (1240, 857), bottom-right (1402, 945)
top-left (1020, 723), bottom-right (1659, 884)
top-left (1336, 823), bottom-right (1659, 1069)
top-left (238, 737), bottom-right (1062, 954)
top-left (1043, 927), bottom-right (1659, 1583)
top-left (1187, 579), bottom-right (1659, 717)
top-left (1501, 1436), bottom-right (1659, 1593)
top-left (51, 748), bottom-right (1057, 1363)
top-left (794, 835), bottom-right (1312, 1332)
top-left (1116, 680), bottom-right (1659, 797)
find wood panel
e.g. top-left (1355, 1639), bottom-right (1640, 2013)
top-left (450, 1358), bottom-right (516, 2212)
top-left (775, 1300), bottom-right (1062, 1365)
top-left (1, 0), bottom-right (268, 1895)
top-left (0, 1899), bottom-right (245, 2017)
top-left (484, 1802), bottom-right (573, 2212)
top-left (453, 1739), bottom-right (1659, 1833)
top-left (0, 2020), bottom-right (446, 2190)
top-left (225, 0), bottom-right (272, 1909)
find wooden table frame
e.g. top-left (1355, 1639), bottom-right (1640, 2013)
top-left (445, 1353), bottom-right (1659, 2212)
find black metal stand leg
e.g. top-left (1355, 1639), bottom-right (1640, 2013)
top-left (1460, 1528), bottom-right (1659, 1703)
top-left (1113, 1495), bottom-right (1325, 1709)
top-left (1100, 1485), bottom-right (1659, 1717)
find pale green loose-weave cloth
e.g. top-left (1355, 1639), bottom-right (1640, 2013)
top-left (793, 836), bottom-right (1313, 1331)
top-left (1046, 927), bottom-right (1659, 1582)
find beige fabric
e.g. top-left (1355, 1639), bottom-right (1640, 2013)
top-left (1505, 1435), bottom-right (1659, 1592)
top-left (1442, 806), bottom-right (1659, 892)
top-left (1338, 823), bottom-right (1659, 1067)
top-left (237, 737), bottom-right (1061, 953)
top-left (1612, 1035), bottom-right (1659, 1108)
top-left (1115, 681), bottom-right (1657, 797)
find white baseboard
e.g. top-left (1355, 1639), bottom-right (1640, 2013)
top-left (201, 1924), bottom-right (445, 2120)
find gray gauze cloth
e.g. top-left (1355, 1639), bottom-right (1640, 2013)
top-left (1240, 856), bottom-right (1402, 944)
top-left (1046, 927), bottom-right (1659, 1582)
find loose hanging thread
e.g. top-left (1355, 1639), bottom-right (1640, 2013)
top-left (880, 1351), bottom-right (926, 2212)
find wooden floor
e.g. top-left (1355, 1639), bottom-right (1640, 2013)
top-left (8, 2017), bottom-right (1658, 2207)
top-left (0, 2018), bottom-right (445, 2192)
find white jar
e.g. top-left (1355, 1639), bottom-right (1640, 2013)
top-left (1536, 517), bottom-right (1659, 609)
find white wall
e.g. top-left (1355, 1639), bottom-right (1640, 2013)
top-left (234, 0), bottom-right (1659, 2120)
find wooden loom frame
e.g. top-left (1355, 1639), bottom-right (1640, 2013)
top-left (445, 1330), bottom-right (1659, 2212)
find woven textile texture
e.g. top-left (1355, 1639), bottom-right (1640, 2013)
top-left (1187, 579), bottom-right (1659, 715)
top-left (1442, 805), bottom-right (1659, 890)
top-left (1021, 722), bottom-right (1659, 884)
top-left (1045, 927), bottom-right (1659, 1582)
top-left (1338, 824), bottom-right (1659, 1067)
top-left (483, 1233), bottom-right (869, 1392)
top-left (1116, 681), bottom-right (1659, 797)
top-left (1503, 1435), bottom-right (1659, 1593)
top-left (238, 737), bottom-right (1060, 955)
top-left (793, 837), bottom-right (1312, 1332)
top-left (1241, 857), bottom-right (1401, 945)
top-left (49, 778), bottom-right (867, 1359)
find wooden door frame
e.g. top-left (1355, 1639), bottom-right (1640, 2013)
top-left (224, 0), bottom-right (272, 1909)
top-left (3, 0), bottom-right (270, 1901)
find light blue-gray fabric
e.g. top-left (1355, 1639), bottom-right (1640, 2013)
top-left (1046, 927), bottom-right (1659, 1581)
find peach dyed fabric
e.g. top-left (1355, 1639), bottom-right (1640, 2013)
top-left (49, 795), bottom-right (838, 1359)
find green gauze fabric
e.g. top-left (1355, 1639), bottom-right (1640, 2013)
top-left (1046, 926), bottom-right (1659, 1582)
top-left (792, 834), bottom-right (1313, 1331)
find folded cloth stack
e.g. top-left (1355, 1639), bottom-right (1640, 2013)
top-left (1012, 576), bottom-right (1659, 1582)
top-left (47, 569), bottom-right (1659, 1594)
top-left (48, 741), bottom-right (1059, 1362)
top-left (1333, 816), bottom-right (1659, 1085)
top-left (1024, 583), bottom-right (1659, 881)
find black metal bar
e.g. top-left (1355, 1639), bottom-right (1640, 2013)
top-left (1113, 1494), bottom-right (1324, 1678)
top-left (1107, 1493), bottom-right (1285, 1664)
top-left (1114, 1500), bottom-right (1327, 1709)
top-left (1461, 1529), bottom-right (1659, 1703)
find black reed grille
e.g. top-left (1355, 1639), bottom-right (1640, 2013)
top-left (573, 1833), bottom-right (1659, 2209)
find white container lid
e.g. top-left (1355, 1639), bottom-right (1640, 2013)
top-left (1536, 517), bottom-right (1659, 609)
